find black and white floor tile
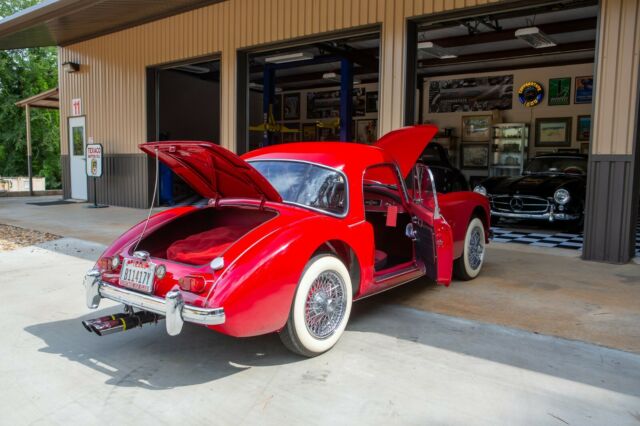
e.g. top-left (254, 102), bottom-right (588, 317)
top-left (490, 221), bottom-right (640, 257)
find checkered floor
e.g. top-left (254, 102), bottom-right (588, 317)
top-left (490, 222), bottom-right (640, 257)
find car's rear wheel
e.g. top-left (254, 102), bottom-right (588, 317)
top-left (453, 217), bottom-right (486, 280)
top-left (280, 254), bottom-right (352, 357)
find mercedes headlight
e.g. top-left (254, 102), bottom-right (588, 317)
top-left (554, 188), bottom-right (570, 205)
top-left (474, 185), bottom-right (487, 196)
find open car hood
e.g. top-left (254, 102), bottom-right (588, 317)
top-left (140, 141), bottom-right (282, 202)
top-left (374, 125), bottom-right (438, 178)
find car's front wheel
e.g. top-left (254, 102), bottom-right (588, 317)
top-left (453, 217), bottom-right (486, 280)
top-left (280, 254), bottom-right (352, 357)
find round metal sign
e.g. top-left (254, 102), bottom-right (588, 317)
top-left (518, 81), bottom-right (544, 107)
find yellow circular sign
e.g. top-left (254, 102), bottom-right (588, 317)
top-left (518, 81), bottom-right (544, 108)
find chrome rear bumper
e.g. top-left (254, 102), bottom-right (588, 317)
top-left (83, 270), bottom-right (225, 336)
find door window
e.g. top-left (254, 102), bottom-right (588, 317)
top-left (72, 126), bottom-right (84, 156)
top-left (413, 163), bottom-right (439, 216)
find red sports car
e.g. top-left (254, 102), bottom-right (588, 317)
top-left (84, 125), bottom-right (489, 356)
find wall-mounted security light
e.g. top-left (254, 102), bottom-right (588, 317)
top-left (417, 42), bottom-right (458, 59)
top-left (264, 52), bottom-right (314, 64)
top-left (62, 61), bottom-right (80, 73)
top-left (515, 27), bottom-right (557, 48)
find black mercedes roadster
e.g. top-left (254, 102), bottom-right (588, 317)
top-left (474, 153), bottom-right (587, 228)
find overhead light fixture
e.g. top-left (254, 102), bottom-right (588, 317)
top-left (322, 72), bottom-right (361, 84)
top-left (174, 64), bottom-right (210, 74)
top-left (515, 27), bottom-right (557, 48)
top-left (62, 61), bottom-right (80, 73)
top-left (248, 82), bottom-right (282, 93)
top-left (264, 52), bottom-right (314, 64)
top-left (417, 42), bottom-right (457, 59)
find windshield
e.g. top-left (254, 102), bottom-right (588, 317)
top-left (525, 157), bottom-right (587, 175)
top-left (249, 160), bottom-right (347, 216)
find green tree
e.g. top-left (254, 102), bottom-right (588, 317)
top-left (0, 0), bottom-right (60, 189)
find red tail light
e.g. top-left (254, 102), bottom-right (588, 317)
top-left (97, 256), bottom-right (121, 273)
top-left (179, 275), bottom-right (206, 293)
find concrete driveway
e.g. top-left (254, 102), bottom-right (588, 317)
top-left (2, 238), bottom-right (640, 425)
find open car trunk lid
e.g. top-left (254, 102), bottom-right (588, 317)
top-left (374, 125), bottom-right (438, 178)
top-left (140, 141), bottom-right (282, 202)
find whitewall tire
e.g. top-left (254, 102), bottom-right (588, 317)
top-left (280, 254), bottom-right (352, 357)
top-left (453, 217), bottom-right (486, 280)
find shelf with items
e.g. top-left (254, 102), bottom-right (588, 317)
top-left (490, 123), bottom-right (529, 177)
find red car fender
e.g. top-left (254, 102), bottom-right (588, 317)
top-left (207, 215), bottom-right (372, 337)
top-left (438, 192), bottom-right (490, 259)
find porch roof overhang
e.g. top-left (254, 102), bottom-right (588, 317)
top-left (0, 0), bottom-right (226, 50)
top-left (16, 87), bottom-right (59, 110)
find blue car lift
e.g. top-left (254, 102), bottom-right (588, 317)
top-left (261, 55), bottom-right (353, 146)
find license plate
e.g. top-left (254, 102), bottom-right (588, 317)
top-left (119, 258), bottom-right (156, 293)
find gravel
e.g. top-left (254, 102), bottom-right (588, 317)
top-left (0, 224), bottom-right (61, 252)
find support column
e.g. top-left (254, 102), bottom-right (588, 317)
top-left (583, 0), bottom-right (640, 263)
top-left (25, 104), bottom-right (34, 196)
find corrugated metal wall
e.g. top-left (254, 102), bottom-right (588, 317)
top-left (58, 0), bottom-right (500, 156)
top-left (591, 0), bottom-right (640, 156)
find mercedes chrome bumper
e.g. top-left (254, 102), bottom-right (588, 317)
top-left (491, 211), bottom-right (580, 221)
top-left (83, 270), bottom-right (225, 336)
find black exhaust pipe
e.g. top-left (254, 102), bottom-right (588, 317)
top-left (83, 311), bottom-right (162, 336)
top-left (82, 313), bottom-right (129, 332)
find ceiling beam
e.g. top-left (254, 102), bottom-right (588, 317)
top-left (423, 17), bottom-right (597, 48)
top-left (418, 40), bottom-right (595, 68)
top-left (418, 58), bottom-right (594, 78)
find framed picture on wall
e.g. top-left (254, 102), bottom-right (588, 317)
top-left (577, 115), bottom-right (591, 141)
top-left (535, 117), bottom-right (572, 147)
top-left (574, 76), bottom-right (593, 104)
top-left (461, 143), bottom-right (489, 169)
top-left (302, 123), bottom-right (316, 141)
top-left (283, 93), bottom-right (300, 120)
top-left (548, 77), bottom-right (571, 106)
top-left (461, 115), bottom-right (492, 142)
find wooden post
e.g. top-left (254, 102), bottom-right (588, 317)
top-left (25, 104), bottom-right (33, 196)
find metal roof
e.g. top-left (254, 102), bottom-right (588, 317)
top-left (0, 0), bottom-right (226, 50)
top-left (15, 87), bottom-right (59, 109)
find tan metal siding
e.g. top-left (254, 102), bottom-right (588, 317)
top-left (59, 0), bottom-right (499, 156)
top-left (591, 0), bottom-right (640, 155)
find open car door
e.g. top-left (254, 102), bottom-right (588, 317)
top-left (407, 164), bottom-right (453, 285)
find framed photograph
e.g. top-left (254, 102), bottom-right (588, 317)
top-left (283, 93), bottom-right (300, 120)
top-left (577, 115), bottom-right (591, 141)
top-left (429, 75), bottom-right (513, 113)
top-left (365, 91), bottom-right (378, 113)
top-left (356, 119), bottom-right (377, 144)
top-left (462, 115), bottom-right (492, 142)
top-left (548, 77), bottom-right (571, 106)
top-left (302, 123), bottom-right (316, 141)
top-left (575, 76), bottom-right (593, 104)
top-left (535, 117), bottom-right (572, 147)
top-left (461, 143), bottom-right (489, 169)
top-left (580, 142), bottom-right (590, 155)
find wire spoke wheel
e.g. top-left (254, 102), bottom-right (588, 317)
top-left (468, 226), bottom-right (484, 270)
top-left (304, 270), bottom-right (347, 339)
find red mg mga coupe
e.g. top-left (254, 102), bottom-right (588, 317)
top-left (83, 125), bottom-right (489, 356)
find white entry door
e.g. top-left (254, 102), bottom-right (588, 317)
top-left (68, 116), bottom-right (88, 200)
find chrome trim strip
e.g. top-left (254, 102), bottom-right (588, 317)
top-left (492, 211), bottom-right (580, 221)
top-left (247, 158), bottom-right (349, 218)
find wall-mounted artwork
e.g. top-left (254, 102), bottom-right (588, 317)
top-left (461, 115), bottom-right (492, 142)
top-left (576, 115), bottom-right (591, 141)
top-left (535, 117), bottom-right (572, 147)
top-left (574, 76), bottom-right (593, 104)
top-left (428, 75), bottom-right (513, 113)
top-left (548, 77), bottom-right (571, 106)
top-left (461, 144), bottom-right (490, 169)
top-left (283, 93), bottom-right (300, 120)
